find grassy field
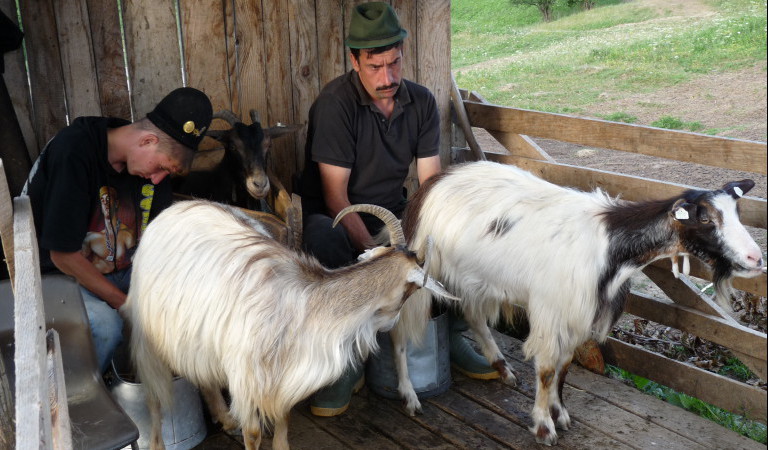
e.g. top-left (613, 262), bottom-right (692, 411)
top-left (452, 0), bottom-right (767, 114)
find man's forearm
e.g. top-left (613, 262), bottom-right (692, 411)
top-left (49, 250), bottom-right (127, 309)
top-left (325, 200), bottom-right (375, 252)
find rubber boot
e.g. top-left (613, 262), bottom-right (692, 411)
top-left (310, 359), bottom-right (365, 417)
top-left (448, 310), bottom-right (499, 380)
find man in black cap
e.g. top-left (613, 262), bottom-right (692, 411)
top-left (301, 2), bottom-right (496, 417)
top-left (24, 87), bottom-right (212, 373)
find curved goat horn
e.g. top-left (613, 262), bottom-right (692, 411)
top-left (212, 110), bottom-right (240, 126)
top-left (333, 204), bottom-right (405, 246)
top-left (422, 236), bottom-right (434, 286)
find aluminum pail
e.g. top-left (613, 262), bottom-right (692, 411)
top-left (108, 357), bottom-right (206, 450)
top-left (366, 311), bottom-right (450, 399)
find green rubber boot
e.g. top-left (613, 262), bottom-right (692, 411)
top-left (449, 311), bottom-right (499, 380)
top-left (310, 360), bottom-right (365, 417)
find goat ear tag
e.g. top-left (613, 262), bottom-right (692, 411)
top-left (674, 208), bottom-right (689, 220)
top-left (733, 186), bottom-right (743, 198)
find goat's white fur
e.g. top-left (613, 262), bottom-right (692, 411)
top-left (124, 200), bottom-right (453, 450)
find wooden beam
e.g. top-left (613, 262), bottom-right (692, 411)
top-left (123, 0), bottom-right (183, 119)
top-left (487, 131), bottom-right (555, 161)
top-left (262, 0), bottom-right (298, 190)
top-left (53, 0), bottom-right (102, 118)
top-left (417, 0), bottom-right (452, 169)
top-left (287, 0), bottom-right (320, 175)
top-left (46, 329), bottom-right (72, 449)
top-left (1, 0), bottom-right (39, 159)
top-left (602, 337), bottom-right (767, 423)
top-left (17, 0), bottom-right (68, 151)
top-left (0, 349), bottom-right (13, 449)
top-left (86, 0), bottom-right (131, 120)
top-left (450, 73), bottom-right (485, 162)
top-left (462, 90), bottom-right (554, 162)
top-left (649, 257), bottom-right (766, 298)
top-left (181, 0), bottom-right (233, 116)
top-left (624, 292), bottom-right (766, 363)
top-left (13, 196), bottom-right (52, 448)
top-left (465, 101), bottom-right (767, 175)
top-left (0, 160), bottom-right (14, 288)
top-left (642, 264), bottom-right (717, 314)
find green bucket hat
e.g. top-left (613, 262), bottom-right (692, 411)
top-left (345, 2), bottom-right (408, 49)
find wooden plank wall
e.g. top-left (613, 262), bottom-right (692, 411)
top-left (1, 0), bottom-right (451, 192)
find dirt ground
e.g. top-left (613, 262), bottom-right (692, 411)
top-left (474, 59), bottom-right (767, 197)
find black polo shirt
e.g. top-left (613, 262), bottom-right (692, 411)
top-left (301, 70), bottom-right (440, 221)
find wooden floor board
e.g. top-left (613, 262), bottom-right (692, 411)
top-left (451, 373), bottom-right (635, 450)
top-left (565, 365), bottom-right (766, 450)
top-left (194, 330), bottom-right (764, 449)
top-left (296, 400), bottom-right (402, 449)
top-left (398, 395), bottom-right (516, 449)
top-left (343, 391), bottom-right (456, 449)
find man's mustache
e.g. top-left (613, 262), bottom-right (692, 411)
top-left (376, 82), bottom-right (399, 91)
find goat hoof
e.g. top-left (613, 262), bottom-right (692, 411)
top-left (557, 410), bottom-right (571, 431)
top-left (402, 397), bottom-right (422, 416)
top-left (531, 424), bottom-right (558, 446)
top-left (502, 371), bottom-right (518, 387)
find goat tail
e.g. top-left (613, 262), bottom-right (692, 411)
top-left (394, 287), bottom-right (433, 348)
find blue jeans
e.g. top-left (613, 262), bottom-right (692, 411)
top-left (80, 268), bottom-right (130, 374)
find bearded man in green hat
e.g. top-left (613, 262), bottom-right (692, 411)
top-left (301, 1), bottom-right (497, 417)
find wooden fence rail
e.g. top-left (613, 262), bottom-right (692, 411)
top-left (457, 90), bottom-right (767, 424)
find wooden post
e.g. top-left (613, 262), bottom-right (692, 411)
top-left (0, 159), bottom-right (14, 288)
top-left (450, 73), bottom-right (485, 162)
top-left (47, 329), bottom-right (72, 449)
top-left (0, 349), bottom-right (14, 449)
top-left (13, 196), bottom-right (52, 449)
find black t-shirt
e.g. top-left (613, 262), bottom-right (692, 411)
top-left (301, 70), bottom-right (440, 223)
top-left (24, 116), bottom-right (172, 274)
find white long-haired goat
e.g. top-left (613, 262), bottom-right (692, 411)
top-left (123, 200), bottom-right (456, 450)
top-left (393, 161), bottom-right (764, 445)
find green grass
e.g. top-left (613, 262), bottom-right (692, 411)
top-left (651, 115), bottom-right (704, 132)
top-left (718, 357), bottom-right (756, 382)
top-left (600, 111), bottom-right (637, 123)
top-left (606, 365), bottom-right (767, 443)
top-left (452, 0), bottom-right (767, 114)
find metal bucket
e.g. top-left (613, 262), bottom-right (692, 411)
top-left (108, 355), bottom-right (206, 450)
top-left (366, 311), bottom-right (450, 399)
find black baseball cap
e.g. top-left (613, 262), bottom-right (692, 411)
top-left (146, 87), bottom-right (213, 150)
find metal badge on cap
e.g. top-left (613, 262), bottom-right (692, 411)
top-left (183, 120), bottom-right (206, 137)
top-left (183, 121), bottom-right (195, 134)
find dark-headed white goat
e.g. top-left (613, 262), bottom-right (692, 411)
top-left (394, 161), bottom-right (764, 445)
top-left (123, 200), bottom-right (456, 450)
top-left (173, 110), bottom-right (299, 209)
